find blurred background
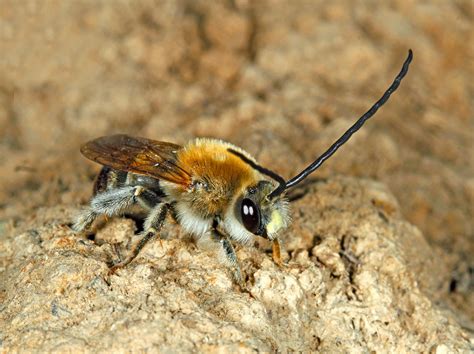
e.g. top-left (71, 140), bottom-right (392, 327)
top-left (0, 0), bottom-right (472, 324)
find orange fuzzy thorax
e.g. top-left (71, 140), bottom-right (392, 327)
top-left (174, 138), bottom-right (261, 215)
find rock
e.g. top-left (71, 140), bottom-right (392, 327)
top-left (0, 178), bottom-right (470, 351)
top-left (0, 0), bottom-right (472, 351)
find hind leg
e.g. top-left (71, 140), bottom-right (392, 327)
top-left (73, 185), bottom-right (160, 232)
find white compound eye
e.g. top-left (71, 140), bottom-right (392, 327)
top-left (241, 198), bottom-right (261, 234)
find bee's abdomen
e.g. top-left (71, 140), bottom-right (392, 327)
top-left (93, 166), bottom-right (111, 195)
top-left (92, 166), bottom-right (128, 195)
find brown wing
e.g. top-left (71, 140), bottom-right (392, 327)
top-left (80, 134), bottom-right (192, 187)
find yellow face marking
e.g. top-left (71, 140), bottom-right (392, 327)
top-left (267, 210), bottom-right (284, 234)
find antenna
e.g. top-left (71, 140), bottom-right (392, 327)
top-left (268, 49), bottom-right (413, 199)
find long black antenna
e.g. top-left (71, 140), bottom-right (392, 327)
top-left (228, 148), bottom-right (286, 189)
top-left (269, 49), bottom-right (413, 198)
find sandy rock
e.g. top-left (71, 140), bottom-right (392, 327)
top-left (1, 178), bottom-right (471, 352)
top-left (0, 0), bottom-right (472, 352)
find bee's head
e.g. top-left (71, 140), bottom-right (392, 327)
top-left (237, 181), bottom-right (289, 241)
top-left (225, 47), bottom-right (413, 240)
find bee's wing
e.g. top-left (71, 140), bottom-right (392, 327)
top-left (80, 134), bottom-right (192, 187)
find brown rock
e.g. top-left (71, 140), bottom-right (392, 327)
top-left (0, 0), bottom-right (472, 352)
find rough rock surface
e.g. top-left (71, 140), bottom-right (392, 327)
top-left (1, 179), bottom-right (470, 352)
top-left (0, 0), bottom-right (472, 352)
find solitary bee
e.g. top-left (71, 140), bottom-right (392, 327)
top-left (74, 50), bottom-right (412, 286)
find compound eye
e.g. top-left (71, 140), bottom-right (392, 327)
top-left (241, 198), bottom-right (261, 234)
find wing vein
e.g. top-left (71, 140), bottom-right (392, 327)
top-left (80, 134), bottom-right (192, 187)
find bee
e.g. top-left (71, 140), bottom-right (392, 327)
top-left (73, 50), bottom-right (412, 286)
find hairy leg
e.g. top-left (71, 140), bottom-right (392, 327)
top-left (210, 220), bottom-right (244, 288)
top-left (73, 186), bottom-right (160, 232)
top-left (109, 203), bottom-right (168, 273)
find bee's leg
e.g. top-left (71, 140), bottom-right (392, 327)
top-left (211, 221), bottom-right (244, 288)
top-left (272, 238), bottom-right (283, 267)
top-left (109, 203), bottom-right (168, 274)
top-left (72, 208), bottom-right (98, 233)
top-left (73, 186), bottom-right (135, 231)
top-left (222, 237), bottom-right (245, 288)
top-left (73, 186), bottom-right (159, 232)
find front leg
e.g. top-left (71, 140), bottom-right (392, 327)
top-left (211, 218), bottom-right (245, 288)
top-left (272, 238), bottom-right (283, 267)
